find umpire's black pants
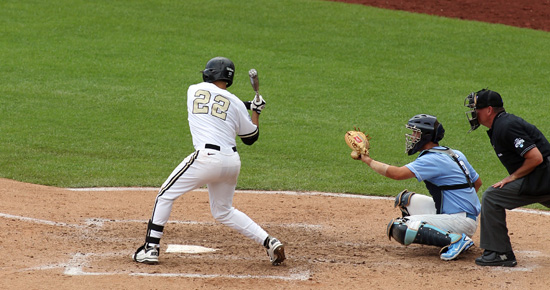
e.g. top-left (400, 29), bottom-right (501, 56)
top-left (480, 179), bottom-right (550, 253)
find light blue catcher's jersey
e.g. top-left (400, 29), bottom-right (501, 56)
top-left (405, 146), bottom-right (481, 215)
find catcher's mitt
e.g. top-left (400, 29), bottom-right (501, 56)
top-left (345, 128), bottom-right (370, 159)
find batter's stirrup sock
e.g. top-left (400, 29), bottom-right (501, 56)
top-left (263, 236), bottom-right (270, 248)
top-left (145, 219), bottom-right (164, 245)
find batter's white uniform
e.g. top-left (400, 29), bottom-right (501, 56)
top-left (147, 82), bottom-right (269, 245)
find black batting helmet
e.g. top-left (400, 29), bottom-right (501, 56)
top-left (202, 57), bottom-right (235, 87)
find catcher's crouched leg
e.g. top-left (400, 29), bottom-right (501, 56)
top-left (394, 191), bottom-right (437, 217)
top-left (394, 190), bottom-right (415, 217)
top-left (386, 218), bottom-right (460, 247)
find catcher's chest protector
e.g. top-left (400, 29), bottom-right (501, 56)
top-left (420, 148), bottom-right (474, 213)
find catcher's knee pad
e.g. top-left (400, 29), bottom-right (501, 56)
top-left (394, 189), bottom-right (415, 217)
top-left (386, 218), bottom-right (418, 246)
top-left (145, 219), bottom-right (164, 245)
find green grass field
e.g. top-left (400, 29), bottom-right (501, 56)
top-left (2, 0), bottom-right (550, 204)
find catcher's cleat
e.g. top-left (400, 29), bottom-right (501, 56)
top-left (265, 236), bottom-right (286, 266)
top-left (133, 243), bottom-right (159, 264)
top-left (440, 233), bottom-right (474, 261)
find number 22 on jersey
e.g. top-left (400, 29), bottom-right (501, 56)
top-left (192, 89), bottom-right (230, 121)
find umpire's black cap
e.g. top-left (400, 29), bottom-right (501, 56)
top-left (476, 89), bottom-right (503, 109)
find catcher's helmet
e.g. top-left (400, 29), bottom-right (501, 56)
top-left (405, 114), bottom-right (445, 155)
top-left (202, 57), bottom-right (235, 87)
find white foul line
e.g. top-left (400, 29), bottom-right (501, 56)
top-left (67, 187), bottom-right (394, 200)
top-left (68, 187), bottom-right (550, 216)
top-left (0, 212), bottom-right (82, 228)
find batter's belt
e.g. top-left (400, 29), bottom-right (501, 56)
top-left (205, 143), bottom-right (237, 152)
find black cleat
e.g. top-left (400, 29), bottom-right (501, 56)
top-left (475, 250), bottom-right (517, 267)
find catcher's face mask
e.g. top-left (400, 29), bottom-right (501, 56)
top-left (405, 125), bottom-right (423, 155)
top-left (464, 92), bottom-right (480, 132)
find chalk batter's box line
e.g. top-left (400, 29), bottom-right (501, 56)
top-left (1, 211), bottom-right (316, 280)
top-left (20, 252), bottom-right (311, 281)
top-left (0, 212), bottom-right (311, 280)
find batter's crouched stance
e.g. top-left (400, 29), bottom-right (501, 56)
top-left (357, 114), bottom-right (482, 261)
top-left (133, 57), bottom-right (285, 266)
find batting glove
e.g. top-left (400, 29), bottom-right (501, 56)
top-left (250, 95), bottom-right (266, 114)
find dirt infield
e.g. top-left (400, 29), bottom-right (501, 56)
top-left (333, 0), bottom-right (550, 32)
top-left (3, 2), bottom-right (550, 289)
top-left (1, 178), bottom-right (550, 289)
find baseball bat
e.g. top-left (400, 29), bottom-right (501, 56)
top-left (248, 69), bottom-right (260, 102)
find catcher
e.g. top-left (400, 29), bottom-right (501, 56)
top-left (345, 114), bottom-right (482, 261)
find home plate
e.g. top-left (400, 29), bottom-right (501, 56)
top-left (165, 244), bottom-right (219, 254)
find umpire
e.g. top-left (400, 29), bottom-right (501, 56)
top-left (464, 89), bottom-right (550, 267)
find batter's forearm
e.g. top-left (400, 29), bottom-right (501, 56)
top-left (252, 111), bottom-right (259, 126)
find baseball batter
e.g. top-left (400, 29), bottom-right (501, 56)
top-left (350, 114), bottom-right (482, 261)
top-left (133, 56), bottom-right (285, 266)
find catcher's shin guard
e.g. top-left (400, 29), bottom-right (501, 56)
top-left (414, 224), bottom-right (461, 247)
top-left (394, 189), bottom-right (415, 217)
top-left (387, 218), bottom-right (461, 247)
